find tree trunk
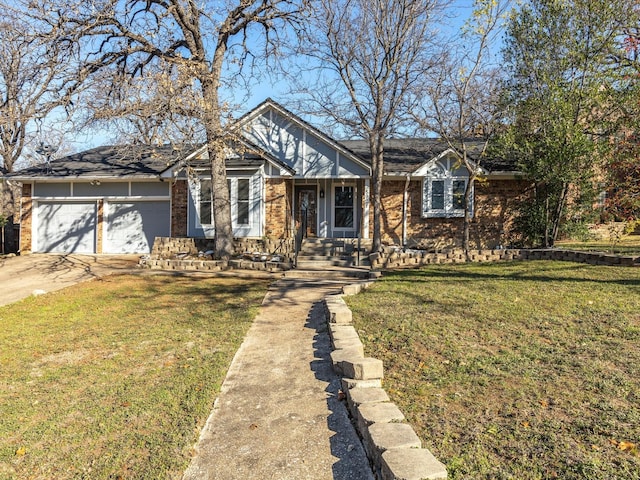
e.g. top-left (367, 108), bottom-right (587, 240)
top-left (550, 183), bottom-right (569, 247)
top-left (463, 176), bottom-right (474, 256)
top-left (200, 51), bottom-right (233, 262)
top-left (544, 194), bottom-right (551, 248)
top-left (369, 133), bottom-right (384, 253)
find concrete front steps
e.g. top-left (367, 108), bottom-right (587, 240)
top-left (296, 238), bottom-right (372, 270)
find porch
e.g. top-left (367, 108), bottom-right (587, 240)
top-left (292, 179), bottom-right (370, 240)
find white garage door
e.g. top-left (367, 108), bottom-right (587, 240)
top-left (105, 201), bottom-right (170, 254)
top-left (37, 201), bottom-right (97, 253)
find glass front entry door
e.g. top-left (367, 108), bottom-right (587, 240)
top-left (295, 186), bottom-right (317, 237)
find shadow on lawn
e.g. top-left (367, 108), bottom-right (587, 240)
top-left (383, 261), bottom-right (640, 288)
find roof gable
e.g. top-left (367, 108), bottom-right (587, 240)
top-left (160, 137), bottom-right (296, 178)
top-left (234, 99), bottom-right (371, 178)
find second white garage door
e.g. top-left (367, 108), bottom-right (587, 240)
top-left (105, 201), bottom-right (170, 254)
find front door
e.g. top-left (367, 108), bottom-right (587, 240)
top-left (295, 186), bottom-right (317, 237)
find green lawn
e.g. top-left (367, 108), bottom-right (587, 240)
top-left (0, 274), bottom-right (269, 480)
top-left (347, 261), bottom-right (640, 480)
top-left (556, 234), bottom-right (640, 254)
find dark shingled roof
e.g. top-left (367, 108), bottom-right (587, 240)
top-left (339, 138), bottom-right (519, 175)
top-left (8, 137), bottom-right (518, 181)
top-left (7, 144), bottom-right (194, 180)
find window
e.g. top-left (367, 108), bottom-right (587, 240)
top-left (199, 179), bottom-right (213, 225)
top-left (431, 180), bottom-right (445, 210)
top-left (236, 178), bottom-right (250, 226)
top-left (334, 185), bottom-right (354, 229)
top-left (422, 159), bottom-right (471, 218)
top-left (199, 178), bottom-right (251, 227)
top-left (452, 180), bottom-right (466, 210)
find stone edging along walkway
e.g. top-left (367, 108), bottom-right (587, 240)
top-left (322, 249), bottom-right (638, 479)
top-left (324, 281), bottom-right (448, 480)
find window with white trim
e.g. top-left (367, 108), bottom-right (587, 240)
top-left (235, 178), bottom-right (250, 226)
top-left (334, 185), bottom-right (355, 229)
top-left (199, 179), bottom-right (213, 225)
top-left (422, 159), bottom-right (471, 218)
top-left (198, 178), bottom-right (251, 227)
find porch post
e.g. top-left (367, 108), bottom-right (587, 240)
top-left (363, 179), bottom-right (370, 239)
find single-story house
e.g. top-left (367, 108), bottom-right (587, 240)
top-left (8, 99), bottom-right (529, 255)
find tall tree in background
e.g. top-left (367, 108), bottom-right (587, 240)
top-left (0, 12), bottom-right (75, 174)
top-left (294, 0), bottom-right (442, 253)
top-left (500, 0), bottom-right (627, 247)
top-left (413, 0), bottom-right (510, 253)
top-left (0, 6), bottom-right (81, 251)
top-left (30, 0), bottom-right (304, 261)
top-left (605, 9), bottom-right (640, 223)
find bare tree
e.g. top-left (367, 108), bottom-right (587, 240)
top-left (0, 7), bottom-right (80, 174)
top-left (27, 0), bottom-right (304, 260)
top-left (293, 0), bottom-right (443, 253)
top-left (0, 5), bottom-right (82, 251)
top-left (413, 0), bottom-right (511, 253)
top-left (79, 62), bottom-right (206, 146)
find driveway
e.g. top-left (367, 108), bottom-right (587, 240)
top-left (0, 254), bottom-right (141, 307)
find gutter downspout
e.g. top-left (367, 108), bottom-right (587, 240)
top-left (402, 174), bottom-right (411, 247)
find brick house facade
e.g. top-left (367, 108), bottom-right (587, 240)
top-left (376, 179), bottom-right (530, 249)
top-left (10, 99), bottom-right (526, 254)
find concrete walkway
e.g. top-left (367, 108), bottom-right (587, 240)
top-left (182, 276), bottom-right (374, 480)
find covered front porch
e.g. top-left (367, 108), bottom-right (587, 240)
top-left (292, 178), bottom-right (370, 240)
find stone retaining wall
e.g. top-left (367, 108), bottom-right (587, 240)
top-left (371, 248), bottom-right (640, 270)
top-left (142, 237), bottom-right (295, 272)
top-left (325, 284), bottom-right (448, 480)
top-left (151, 237), bottom-right (295, 261)
top-left (142, 257), bottom-right (292, 273)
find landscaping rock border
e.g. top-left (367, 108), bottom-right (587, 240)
top-left (324, 282), bottom-right (448, 480)
top-left (371, 248), bottom-right (640, 270)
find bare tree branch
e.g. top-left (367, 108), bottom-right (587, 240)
top-left (25, 0), bottom-right (306, 259)
top-left (292, 0), bottom-right (444, 251)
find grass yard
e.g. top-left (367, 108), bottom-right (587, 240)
top-left (0, 274), bottom-right (269, 480)
top-left (556, 234), bottom-right (640, 254)
top-left (346, 261), bottom-right (640, 480)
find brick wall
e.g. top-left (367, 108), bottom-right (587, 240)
top-left (265, 178), bottom-right (292, 239)
top-left (377, 178), bottom-right (531, 249)
top-left (171, 180), bottom-right (188, 237)
top-left (19, 183), bottom-right (32, 253)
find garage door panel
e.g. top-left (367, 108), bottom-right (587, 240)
top-left (37, 202), bottom-right (96, 253)
top-left (106, 201), bottom-right (169, 254)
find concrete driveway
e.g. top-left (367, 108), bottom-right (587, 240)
top-left (0, 254), bottom-right (141, 307)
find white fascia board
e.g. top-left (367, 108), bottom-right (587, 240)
top-left (411, 149), bottom-right (455, 176)
top-left (483, 171), bottom-right (523, 179)
top-left (162, 140), bottom-right (295, 178)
